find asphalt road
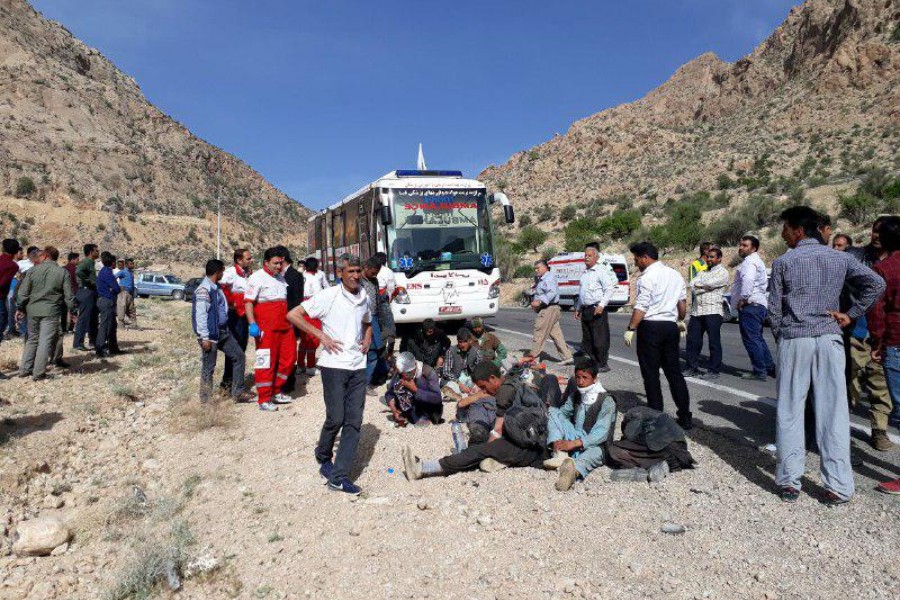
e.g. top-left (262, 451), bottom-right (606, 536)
top-left (486, 307), bottom-right (900, 490)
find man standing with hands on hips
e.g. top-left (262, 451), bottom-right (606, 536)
top-left (623, 242), bottom-right (692, 430)
top-left (575, 242), bottom-right (618, 373)
top-left (288, 255), bottom-right (372, 495)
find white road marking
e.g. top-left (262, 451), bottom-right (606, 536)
top-left (492, 325), bottom-right (900, 445)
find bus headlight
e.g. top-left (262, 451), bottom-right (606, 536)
top-left (488, 280), bottom-right (500, 299)
top-left (393, 286), bottom-right (411, 304)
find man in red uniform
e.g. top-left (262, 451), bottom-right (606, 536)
top-left (221, 248), bottom-right (252, 392)
top-left (244, 247), bottom-right (296, 411)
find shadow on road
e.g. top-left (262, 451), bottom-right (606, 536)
top-left (351, 423), bottom-right (382, 481)
top-left (0, 411), bottom-right (64, 444)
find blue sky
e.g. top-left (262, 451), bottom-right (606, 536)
top-left (32, 0), bottom-right (798, 209)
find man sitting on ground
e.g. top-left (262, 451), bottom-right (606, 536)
top-left (544, 355), bottom-right (617, 491)
top-left (440, 327), bottom-right (481, 398)
top-left (403, 361), bottom-right (548, 479)
top-left (400, 318), bottom-right (450, 369)
top-left (470, 317), bottom-right (510, 369)
top-left (383, 352), bottom-right (443, 426)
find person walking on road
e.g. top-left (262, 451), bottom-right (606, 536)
top-left (288, 254), bottom-right (372, 495)
top-left (731, 235), bottom-right (775, 381)
top-left (684, 246), bottom-right (729, 380)
top-left (16, 247), bottom-right (73, 380)
top-left (528, 259), bottom-right (573, 365)
top-left (220, 248), bottom-right (252, 391)
top-left (575, 242), bottom-right (618, 373)
top-left (193, 259), bottom-right (254, 404)
top-left (769, 206), bottom-right (884, 505)
top-left (73, 243), bottom-right (100, 351)
top-left (94, 252), bottom-right (120, 357)
top-left (623, 242), bottom-right (692, 430)
top-left (865, 216), bottom-right (900, 494)
top-left (245, 246), bottom-right (296, 411)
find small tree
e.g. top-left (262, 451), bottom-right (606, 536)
top-left (15, 176), bottom-right (35, 197)
top-left (563, 218), bottom-right (598, 252)
top-left (518, 225), bottom-right (548, 252)
top-left (839, 192), bottom-right (879, 225)
top-left (560, 205), bottom-right (577, 221)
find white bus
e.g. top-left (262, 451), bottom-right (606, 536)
top-left (307, 169), bottom-right (515, 324)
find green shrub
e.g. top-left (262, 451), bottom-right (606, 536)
top-left (513, 265), bottom-right (534, 279)
top-left (717, 174), bottom-right (736, 190)
top-left (596, 209), bottom-right (642, 240)
top-left (648, 204), bottom-right (705, 252)
top-left (15, 176), bottom-right (35, 197)
top-left (892, 22), bottom-right (900, 42)
top-left (518, 225), bottom-right (548, 252)
top-left (493, 231), bottom-right (520, 281)
top-left (563, 217), bottom-right (599, 252)
top-left (883, 179), bottom-right (900, 201)
top-left (518, 213), bottom-right (532, 227)
top-left (839, 192), bottom-right (880, 225)
top-left (560, 205), bottom-right (577, 221)
top-left (859, 167), bottom-right (891, 199)
top-left (541, 245), bottom-right (558, 260)
top-left (705, 215), bottom-right (747, 247)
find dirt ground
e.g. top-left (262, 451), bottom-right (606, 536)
top-left (1, 299), bottom-right (899, 600)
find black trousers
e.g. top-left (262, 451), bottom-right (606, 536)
top-left (221, 310), bottom-right (248, 387)
top-left (438, 438), bottom-right (546, 475)
top-left (73, 288), bottom-right (98, 348)
top-left (685, 314), bottom-right (723, 373)
top-left (636, 320), bottom-right (691, 420)
top-left (580, 309), bottom-right (610, 368)
top-left (95, 296), bottom-right (118, 353)
top-left (316, 367), bottom-right (367, 483)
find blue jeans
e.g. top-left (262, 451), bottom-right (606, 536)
top-left (366, 317), bottom-right (383, 383)
top-left (738, 304), bottom-right (775, 376)
top-left (547, 411), bottom-right (606, 478)
top-left (882, 346), bottom-right (900, 428)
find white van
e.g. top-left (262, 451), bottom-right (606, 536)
top-left (547, 252), bottom-right (630, 311)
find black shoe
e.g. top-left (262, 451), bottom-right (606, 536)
top-left (18, 371), bottom-right (31, 378)
top-left (96, 350), bottom-right (112, 358)
top-left (682, 368), bottom-right (701, 378)
top-left (740, 373), bottom-right (767, 381)
top-left (73, 345), bottom-right (89, 352)
top-left (0, 372), bottom-right (8, 380)
top-left (780, 486), bottom-right (800, 503)
top-left (677, 416), bottom-right (693, 431)
top-left (597, 365), bottom-right (611, 373)
top-left (54, 361), bottom-right (71, 369)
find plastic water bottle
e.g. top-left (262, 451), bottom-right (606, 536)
top-left (451, 421), bottom-right (468, 454)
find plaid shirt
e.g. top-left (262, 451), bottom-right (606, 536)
top-left (689, 264), bottom-right (729, 317)
top-left (768, 239), bottom-right (885, 341)
top-left (867, 252), bottom-right (900, 352)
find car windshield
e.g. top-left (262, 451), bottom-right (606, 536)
top-left (386, 188), bottom-right (493, 271)
top-left (165, 276), bottom-right (182, 284)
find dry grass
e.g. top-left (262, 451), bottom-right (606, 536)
top-left (170, 393), bottom-right (236, 433)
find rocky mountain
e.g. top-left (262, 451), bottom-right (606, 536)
top-left (0, 0), bottom-right (311, 263)
top-left (481, 0), bottom-right (900, 242)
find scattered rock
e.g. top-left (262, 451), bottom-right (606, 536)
top-left (12, 517), bottom-right (71, 557)
top-left (417, 499), bottom-right (431, 511)
top-left (49, 542), bottom-right (68, 556)
top-left (476, 515), bottom-right (492, 526)
top-left (141, 458), bottom-right (160, 471)
top-left (661, 523), bottom-right (686, 535)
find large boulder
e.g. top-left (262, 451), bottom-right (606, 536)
top-left (12, 516), bottom-right (71, 557)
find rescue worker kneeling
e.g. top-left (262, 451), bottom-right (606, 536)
top-left (543, 354), bottom-right (617, 491)
top-left (244, 246), bottom-right (296, 411)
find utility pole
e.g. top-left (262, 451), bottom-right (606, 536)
top-left (216, 196), bottom-right (221, 260)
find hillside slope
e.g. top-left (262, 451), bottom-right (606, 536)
top-left (0, 0), bottom-right (311, 262)
top-left (481, 0), bottom-right (900, 239)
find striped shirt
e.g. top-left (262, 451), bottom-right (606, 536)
top-left (689, 264), bottom-right (729, 317)
top-left (768, 239), bottom-right (885, 341)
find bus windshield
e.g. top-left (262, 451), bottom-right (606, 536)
top-left (387, 188), bottom-right (493, 271)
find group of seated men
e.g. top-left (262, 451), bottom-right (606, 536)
top-left (390, 320), bottom-right (696, 492)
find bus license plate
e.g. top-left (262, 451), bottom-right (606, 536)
top-left (439, 306), bottom-right (462, 315)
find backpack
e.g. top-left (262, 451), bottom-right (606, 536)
top-left (502, 380), bottom-right (548, 450)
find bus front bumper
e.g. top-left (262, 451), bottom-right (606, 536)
top-left (391, 299), bottom-right (500, 324)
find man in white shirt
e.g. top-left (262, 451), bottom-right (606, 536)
top-left (374, 251), bottom-right (396, 298)
top-left (574, 242), bottom-right (618, 372)
top-left (624, 242), bottom-right (692, 430)
top-left (684, 247), bottom-right (730, 380)
top-left (297, 256), bottom-right (330, 375)
top-left (289, 254), bottom-right (372, 495)
top-left (245, 247), bottom-right (296, 411)
top-left (730, 235), bottom-right (775, 381)
top-left (221, 248), bottom-right (253, 390)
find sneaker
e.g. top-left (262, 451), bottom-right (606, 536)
top-left (318, 461), bottom-right (334, 480)
top-left (779, 486), bottom-right (801, 503)
top-left (682, 369), bottom-right (701, 378)
top-left (479, 458), bottom-right (507, 473)
top-left (0, 372), bottom-right (8, 380)
top-left (648, 461), bottom-right (670, 483)
top-left (822, 490), bottom-right (850, 506)
top-left (875, 478), bottom-right (900, 495)
top-left (366, 385), bottom-right (379, 398)
top-left (870, 429), bottom-right (896, 452)
top-left (258, 402), bottom-right (278, 412)
top-left (272, 393), bottom-right (293, 405)
top-left (234, 392), bottom-right (256, 403)
top-left (610, 467), bottom-right (649, 482)
top-left (327, 478), bottom-right (362, 495)
top-left (73, 345), bottom-right (90, 352)
top-left (741, 373), bottom-right (767, 381)
top-left (305, 368), bottom-right (318, 377)
top-left (555, 458), bottom-right (579, 491)
top-left (543, 451), bottom-right (568, 470)
top-left (402, 445), bottom-right (422, 481)
top-left (441, 385), bottom-right (463, 403)
top-left (699, 371), bottom-right (720, 380)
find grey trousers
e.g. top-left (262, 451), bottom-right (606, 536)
top-left (200, 328), bottom-right (246, 401)
top-left (776, 335), bottom-right (854, 499)
top-left (20, 315), bottom-right (61, 378)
